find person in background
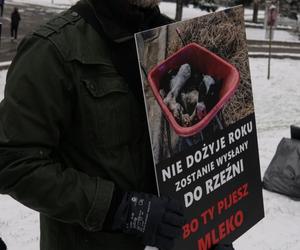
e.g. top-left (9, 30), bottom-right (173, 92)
top-left (11, 7), bottom-right (20, 40)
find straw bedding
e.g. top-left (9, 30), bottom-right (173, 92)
top-left (166, 7), bottom-right (254, 126)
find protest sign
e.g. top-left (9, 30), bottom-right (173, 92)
top-left (135, 6), bottom-right (264, 250)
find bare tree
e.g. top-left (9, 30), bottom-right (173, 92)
top-left (252, 0), bottom-right (260, 23)
top-left (175, 0), bottom-right (184, 21)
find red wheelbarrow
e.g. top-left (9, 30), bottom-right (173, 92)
top-left (147, 43), bottom-right (240, 137)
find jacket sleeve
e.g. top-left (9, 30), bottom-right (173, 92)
top-left (0, 35), bottom-right (114, 232)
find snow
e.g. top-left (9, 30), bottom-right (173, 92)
top-left (234, 58), bottom-right (300, 250)
top-left (248, 53), bottom-right (300, 60)
top-left (0, 62), bottom-right (11, 68)
top-left (0, 70), bottom-right (6, 100)
top-left (246, 27), bottom-right (300, 42)
top-left (160, 3), bottom-right (217, 20)
top-left (244, 8), bottom-right (265, 20)
top-left (251, 58), bottom-right (300, 134)
top-left (1, 58), bottom-right (300, 250)
top-left (0, 195), bottom-right (39, 250)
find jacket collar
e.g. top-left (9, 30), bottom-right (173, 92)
top-left (83, 0), bottom-right (134, 43)
top-left (81, 0), bottom-right (169, 43)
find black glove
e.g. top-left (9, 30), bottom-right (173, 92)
top-left (212, 244), bottom-right (235, 250)
top-left (111, 192), bottom-right (185, 250)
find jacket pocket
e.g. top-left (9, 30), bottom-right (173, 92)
top-left (81, 76), bottom-right (131, 148)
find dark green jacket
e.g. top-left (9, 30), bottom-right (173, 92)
top-left (0, 3), bottom-right (163, 250)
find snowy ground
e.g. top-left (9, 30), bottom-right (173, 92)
top-left (244, 8), bottom-right (265, 21)
top-left (0, 71), bottom-right (5, 100)
top-left (234, 58), bottom-right (300, 250)
top-left (246, 27), bottom-right (300, 42)
top-left (1, 58), bottom-right (300, 250)
top-left (0, 195), bottom-right (39, 250)
top-left (160, 2), bottom-right (219, 20)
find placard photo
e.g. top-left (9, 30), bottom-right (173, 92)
top-left (135, 6), bottom-right (264, 250)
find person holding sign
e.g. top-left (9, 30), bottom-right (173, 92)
top-left (0, 0), bottom-right (234, 250)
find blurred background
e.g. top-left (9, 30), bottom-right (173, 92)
top-left (0, 0), bottom-right (299, 62)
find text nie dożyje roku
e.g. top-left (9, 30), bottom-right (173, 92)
top-left (161, 121), bottom-right (253, 208)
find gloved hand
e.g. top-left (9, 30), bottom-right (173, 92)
top-left (111, 192), bottom-right (185, 250)
top-left (212, 243), bottom-right (235, 250)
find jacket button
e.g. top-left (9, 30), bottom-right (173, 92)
top-left (89, 83), bottom-right (96, 91)
top-left (71, 11), bottom-right (79, 17)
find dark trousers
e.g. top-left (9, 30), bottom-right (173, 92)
top-left (11, 24), bottom-right (19, 39)
top-left (0, 4), bottom-right (3, 17)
